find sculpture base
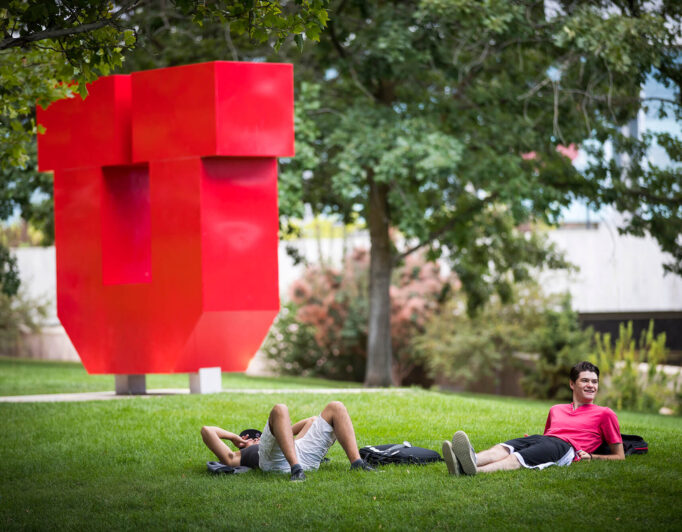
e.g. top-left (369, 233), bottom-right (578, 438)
top-left (115, 374), bottom-right (146, 395)
top-left (189, 367), bottom-right (222, 394)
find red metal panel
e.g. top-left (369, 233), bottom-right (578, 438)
top-left (131, 62), bottom-right (217, 163)
top-left (131, 61), bottom-right (294, 162)
top-left (214, 62), bottom-right (295, 157)
top-left (39, 62), bottom-right (290, 375)
top-left (101, 165), bottom-right (151, 285)
top-left (37, 75), bottom-right (131, 171)
top-left (200, 157), bottom-right (280, 311)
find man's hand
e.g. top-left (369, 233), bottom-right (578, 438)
top-left (577, 450), bottom-right (592, 461)
top-left (233, 436), bottom-right (248, 448)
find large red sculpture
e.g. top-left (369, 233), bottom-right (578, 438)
top-left (37, 61), bottom-right (293, 374)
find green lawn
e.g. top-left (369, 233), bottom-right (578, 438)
top-left (1, 359), bottom-right (680, 530)
top-left (0, 356), bottom-right (361, 396)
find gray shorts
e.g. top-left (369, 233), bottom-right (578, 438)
top-left (258, 415), bottom-right (336, 472)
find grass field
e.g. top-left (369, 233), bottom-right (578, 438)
top-left (1, 358), bottom-right (681, 530)
top-left (0, 356), bottom-right (362, 395)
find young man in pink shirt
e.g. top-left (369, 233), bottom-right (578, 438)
top-left (442, 361), bottom-right (625, 475)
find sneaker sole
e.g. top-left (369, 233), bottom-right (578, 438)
top-left (452, 431), bottom-right (477, 476)
top-left (442, 440), bottom-right (460, 476)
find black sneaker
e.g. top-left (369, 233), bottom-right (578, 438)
top-left (290, 468), bottom-right (306, 482)
top-left (350, 459), bottom-right (376, 471)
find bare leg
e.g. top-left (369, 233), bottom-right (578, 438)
top-left (478, 453), bottom-right (521, 473)
top-left (268, 404), bottom-right (300, 468)
top-left (476, 444), bottom-right (511, 467)
top-left (320, 401), bottom-right (361, 463)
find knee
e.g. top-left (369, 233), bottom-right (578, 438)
top-left (200, 426), bottom-right (211, 439)
top-left (270, 403), bottom-right (289, 418)
top-left (327, 401), bottom-right (346, 413)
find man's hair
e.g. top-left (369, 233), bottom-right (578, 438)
top-left (239, 429), bottom-right (262, 440)
top-left (570, 361), bottom-right (600, 382)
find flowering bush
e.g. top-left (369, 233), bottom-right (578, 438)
top-left (263, 248), bottom-right (456, 383)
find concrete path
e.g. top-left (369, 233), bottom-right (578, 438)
top-left (0, 387), bottom-right (410, 403)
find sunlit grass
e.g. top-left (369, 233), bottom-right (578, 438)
top-left (0, 356), bottom-right (361, 396)
top-left (1, 364), bottom-right (681, 530)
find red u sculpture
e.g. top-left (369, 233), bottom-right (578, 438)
top-left (37, 62), bottom-right (293, 383)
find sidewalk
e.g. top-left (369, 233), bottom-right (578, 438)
top-left (0, 387), bottom-right (409, 403)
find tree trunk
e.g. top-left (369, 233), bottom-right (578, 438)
top-left (364, 173), bottom-right (394, 387)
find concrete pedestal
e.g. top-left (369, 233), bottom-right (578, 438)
top-left (189, 367), bottom-right (222, 394)
top-left (115, 374), bottom-right (146, 395)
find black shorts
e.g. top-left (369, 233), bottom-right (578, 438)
top-left (501, 435), bottom-right (574, 470)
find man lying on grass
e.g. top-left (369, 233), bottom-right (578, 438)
top-left (442, 361), bottom-right (625, 476)
top-left (201, 400), bottom-right (375, 481)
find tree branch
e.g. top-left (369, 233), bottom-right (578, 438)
top-left (0, 1), bottom-right (139, 50)
top-left (393, 191), bottom-right (501, 265)
top-left (327, 18), bottom-right (376, 102)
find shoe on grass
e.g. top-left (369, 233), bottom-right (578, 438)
top-left (290, 467), bottom-right (306, 482)
top-left (452, 431), bottom-right (477, 476)
top-left (442, 440), bottom-right (461, 476)
top-left (350, 459), bottom-right (376, 471)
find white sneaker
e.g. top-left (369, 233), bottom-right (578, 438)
top-left (452, 431), bottom-right (477, 476)
top-left (442, 440), bottom-right (461, 476)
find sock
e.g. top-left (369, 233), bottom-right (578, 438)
top-left (291, 464), bottom-right (303, 475)
top-left (350, 459), bottom-right (365, 469)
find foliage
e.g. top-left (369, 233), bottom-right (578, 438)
top-left (591, 320), bottom-right (680, 414)
top-left (0, 290), bottom-right (47, 356)
top-left (520, 299), bottom-right (595, 401)
top-left (0, 382), bottom-right (681, 530)
top-left (264, 248), bottom-right (455, 383)
top-left (0, 0), bottom-right (330, 296)
top-left (414, 283), bottom-right (593, 396)
top-left (281, 0), bottom-right (682, 385)
top-left (0, 141), bottom-right (55, 295)
top-left (1, 0), bottom-right (329, 164)
top-left (0, 220), bottom-right (45, 248)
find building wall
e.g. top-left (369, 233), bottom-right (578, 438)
top-left (543, 216), bottom-right (682, 313)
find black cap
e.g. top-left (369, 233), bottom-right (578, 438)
top-left (239, 429), bottom-right (262, 440)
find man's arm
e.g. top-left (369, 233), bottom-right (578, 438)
top-left (292, 416), bottom-right (316, 439)
top-left (200, 426), bottom-right (245, 466)
top-left (578, 442), bottom-right (625, 461)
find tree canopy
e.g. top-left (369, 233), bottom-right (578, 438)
top-left (1, 1), bottom-right (680, 390)
top-left (280, 0), bottom-right (682, 385)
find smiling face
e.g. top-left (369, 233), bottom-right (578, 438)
top-left (570, 371), bottom-right (599, 405)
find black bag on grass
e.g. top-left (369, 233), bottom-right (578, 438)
top-left (360, 442), bottom-right (443, 466)
top-left (593, 434), bottom-right (649, 456)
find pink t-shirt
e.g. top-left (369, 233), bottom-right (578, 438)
top-left (544, 403), bottom-right (621, 454)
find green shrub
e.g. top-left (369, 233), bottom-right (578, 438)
top-left (591, 320), bottom-right (680, 414)
top-left (520, 296), bottom-right (594, 400)
top-left (0, 289), bottom-right (47, 355)
top-left (413, 284), bottom-right (592, 397)
top-left (261, 301), bottom-right (358, 380)
top-left (263, 248), bottom-right (454, 383)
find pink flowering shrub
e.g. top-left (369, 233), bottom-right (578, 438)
top-left (264, 248), bottom-right (456, 384)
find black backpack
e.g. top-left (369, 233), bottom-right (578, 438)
top-left (593, 434), bottom-right (648, 456)
top-left (360, 443), bottom-right (443, 466)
